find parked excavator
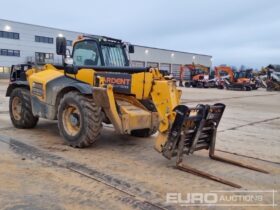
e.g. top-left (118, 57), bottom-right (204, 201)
top-left (214, 66), bottom-right (257, 91)
top-left (183, 63), bottom-right (210, 88)
top-left (6, 35), bottom-right (268, 188)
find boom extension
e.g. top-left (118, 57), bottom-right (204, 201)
top-left (162, 103), bottom-right (269, 188)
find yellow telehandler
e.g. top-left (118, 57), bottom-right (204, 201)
top-left (6, 35), bottom-right (268, 188)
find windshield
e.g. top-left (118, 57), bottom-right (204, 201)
top-left (73, 40), bottom-right (101, 66)
top-left (194, 69), bottom-right (206, 75)
top-left (235, 71), bottom-right (252, 79)
top-left (236, 72), bottom-right (245, 78)
top-left (101, 44), bottom-right (126, 67)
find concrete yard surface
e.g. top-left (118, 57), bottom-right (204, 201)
top-left (0, 79), bottom-right (279, 210)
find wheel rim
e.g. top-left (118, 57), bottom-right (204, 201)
top-left (62, 104), bottom-right (82, 136)
top-left (12, 96), bottom-right (22, 121)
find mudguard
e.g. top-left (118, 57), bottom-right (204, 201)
top-left (31, 76), bottom-right (92, 120)
top-left (6, 81), bottom-right (29, 97)
top-left (45, 76), bottom-right (92, 106)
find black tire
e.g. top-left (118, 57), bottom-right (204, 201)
top-left (217, 85), bottom-right (224, 89)
top-left (245, 86), bottom-right (252, 91)
top-left (9, 88), bottom-right (39, 128)
top-left (57, 92), bottom-right (102, 148)
top-left (184, 82), bottom-right (191, 87)
top-left (191, 81), bottom-right (197, 88)
top-left (130, 128), bottom-right (157, 138)
top-left (197, 82), bottom-right (203, 88)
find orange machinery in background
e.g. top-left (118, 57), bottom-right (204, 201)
top-left (214, 66), bottom-right (257, 90)
top-left (181, 63), bottom-right (210, 88)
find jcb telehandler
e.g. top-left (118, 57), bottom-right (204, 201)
top-left (6, 35), bottom-right (268, 188)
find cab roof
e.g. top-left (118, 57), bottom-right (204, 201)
top-left (81, 34), bottom-right (123, 44)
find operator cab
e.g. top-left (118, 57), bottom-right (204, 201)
top-left (56, 35), bottom-right (134, 69)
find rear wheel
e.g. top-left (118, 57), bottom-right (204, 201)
top-left (9, 88), bottom-right (39, 128)
top-left (58, 92), bottom-right (102, 148)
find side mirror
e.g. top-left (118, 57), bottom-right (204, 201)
top-left (63, 56), bottom-right (77, 74)
top-left (56, 37), bottom-right (67, 55)
top-left (128, 45), bottom-right (135, 53)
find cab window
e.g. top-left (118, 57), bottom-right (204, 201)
top-left (101, 44), bottom-right (126, 67)
top-left (73, 40), bottom-right (101, 66)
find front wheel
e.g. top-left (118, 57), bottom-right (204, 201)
top-left (57, 92), bottom-right (102, 148)
top-left (9, 88), bottom-right (39, 128)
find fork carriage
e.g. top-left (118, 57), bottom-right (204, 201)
top-left (162, 103), bottom-right (268, 188)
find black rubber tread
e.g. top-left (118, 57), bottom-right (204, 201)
top-left (184, 82), bottom-right (191, 87)
top-left (9, 88), bottom-right (39, 129)
top-left (57, 91), bottom-right (102, 148)
top-left (247, 86), bottom-right (253, 91)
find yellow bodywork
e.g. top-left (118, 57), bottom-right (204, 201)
top-left (27, 65), bottom-right (64, 101)
top-left (27, 64), bottom-right (182, 152)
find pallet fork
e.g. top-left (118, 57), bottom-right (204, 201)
top-left (162, 103), bottom-right (269, 188)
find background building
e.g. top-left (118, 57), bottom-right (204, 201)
top-left (0, 19), bottom-right (212, 78)
top-left (129, 45), bottom-right (212, 78)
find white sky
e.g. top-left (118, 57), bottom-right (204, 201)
top-left (1, 0), bottom-right (280, 68)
